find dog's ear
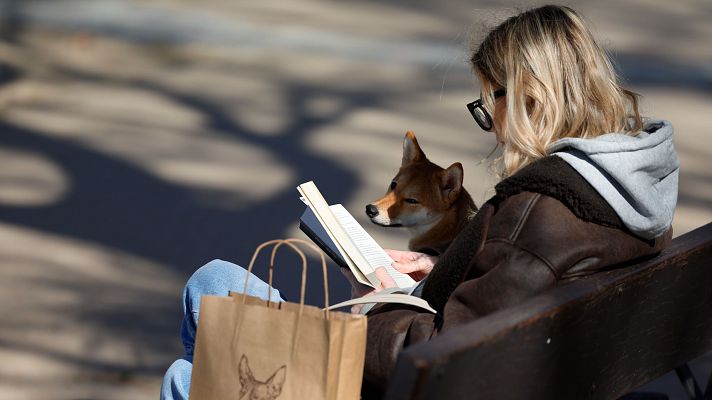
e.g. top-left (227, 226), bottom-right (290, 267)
top-left (238, 355), bottom-right (255, 399)
top-left (402, 130), bottom-right (426, 166)
top-left (440, 163), bottom-right (463, 205)
top-left (266, 365), bottom-right (287, 398)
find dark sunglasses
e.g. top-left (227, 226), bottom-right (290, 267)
top-left (466, 89), bottom-right (506, 131)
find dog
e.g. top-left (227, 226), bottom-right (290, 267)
top-left (366, 130), bottom-right (477, 255)
top-left (238, 355), bottom-right (286, 400)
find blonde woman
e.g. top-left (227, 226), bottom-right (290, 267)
top-left (161, 5), bottom-right (678, 399)
top-left (356, 4), bottom-right (678, 396)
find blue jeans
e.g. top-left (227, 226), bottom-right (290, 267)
top-left (160, 259), bottom-right (283, 400)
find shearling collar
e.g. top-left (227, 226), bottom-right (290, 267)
top-left (494, 156), bottom-right (624, 229)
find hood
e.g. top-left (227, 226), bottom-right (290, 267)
top-left (548, 119), bottom-right (679, 239)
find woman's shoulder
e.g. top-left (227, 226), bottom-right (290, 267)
top-left (506, 192), bottom-right (670, 280)
top-left (485, 187), bottom-right (670, 280)
top-left (492, 156), bottom-right (623, 229)
top-left (484, 156), bottom-right (670, 279)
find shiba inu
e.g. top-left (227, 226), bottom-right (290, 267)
top-left (238, 355), bottom-right (286, 400)
top-left (366, 130), bottom-right (477, 255)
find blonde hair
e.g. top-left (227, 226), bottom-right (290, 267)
top-left (471, 5), bottom-right (643, 177)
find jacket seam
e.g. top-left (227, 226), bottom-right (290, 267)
top-left (509, 193), bottom-right (541, 242)
top-left (485, 237), bottom-right (560, 280)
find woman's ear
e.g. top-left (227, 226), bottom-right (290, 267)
top-left (440, 163), bottom-right (463, 204)
top-left (402, 130), bottom-right (427, 166)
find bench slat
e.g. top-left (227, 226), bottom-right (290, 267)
top-left (385, 222), bottom-right (712, 400)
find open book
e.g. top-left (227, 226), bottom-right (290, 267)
top-left (297, 181), bottom-right (436, 314)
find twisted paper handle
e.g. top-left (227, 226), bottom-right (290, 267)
top-left (242, 238), bottom-right (330, 317)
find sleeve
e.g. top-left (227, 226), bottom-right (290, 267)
top-left (362, 241), bottom-right (557, 390)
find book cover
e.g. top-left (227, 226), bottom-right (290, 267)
top-left (299, 207), bottom-right (348, 269)
top-left (297, 181), bottom-right (416, 288)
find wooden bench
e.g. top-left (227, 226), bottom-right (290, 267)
top-left (384, 222), bottom-right (712, 400)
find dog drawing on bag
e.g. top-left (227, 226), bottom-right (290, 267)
top-left (238, 355), bottom-right (286, 400)
top-left (366, 130), bottom-right (477, 255)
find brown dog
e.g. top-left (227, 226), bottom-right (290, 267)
top-left (366, 131), bottom-right (477, 255)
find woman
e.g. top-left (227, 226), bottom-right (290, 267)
top-left (161, 5), bottom-right (678, 399)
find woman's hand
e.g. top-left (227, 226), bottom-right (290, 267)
top-left (339, 266), bottom-right (397, 298)
top-left (384, 249), bottom-right (439, 281)
top-left (339, 249), bottom-right (437, 313)
top-left (339, 267), bottom-right (397, 313)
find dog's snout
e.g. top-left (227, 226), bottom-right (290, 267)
top-left (366, 204), bottom-right (379, 218)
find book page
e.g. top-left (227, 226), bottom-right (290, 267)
top-left (297, 181), bottom-right (380, 287)
top-left (325, 292), bottom-right (436, 314)
top-left (330, 205), bottom-right (416, 290)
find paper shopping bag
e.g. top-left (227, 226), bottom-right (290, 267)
top-left (189, 239), bottom-right (367, 400)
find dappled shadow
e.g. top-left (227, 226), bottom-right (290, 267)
top-left (0, 35), bottom-right (407, 381)
top-left (0, 65), bottom-right (392, 299)
top-left (0, 67), bottom-right (370, 306)
top-left (613, 52), bottom-right (712, 96)
top-left (0, 0), bottom-right (22, 43)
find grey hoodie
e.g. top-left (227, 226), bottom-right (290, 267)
top-left (548, 119), bottom-right (679, 240)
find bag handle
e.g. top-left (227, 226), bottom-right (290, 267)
top-left (269, 239), bottom-right (329, 311)
top-left (241, 238), bottom-right (330, 317)
top-left (235, 239), bottom-right (330, 360)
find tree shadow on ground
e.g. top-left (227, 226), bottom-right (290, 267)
top-left (0, 44), bottom-right (402, 377)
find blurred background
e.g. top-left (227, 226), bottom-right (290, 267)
top-left (0, 0), bottom-right (710, 398)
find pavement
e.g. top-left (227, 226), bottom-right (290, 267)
top-left (0, 0), bottom-right (710, 398)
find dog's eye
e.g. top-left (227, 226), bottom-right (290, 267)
top-left (390, 181), bottom-right (397, 190)
top-left (404, 198), bottom-right (419, 204)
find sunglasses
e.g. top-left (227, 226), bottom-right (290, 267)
top-left (466, 89), bottom-right (506, 131)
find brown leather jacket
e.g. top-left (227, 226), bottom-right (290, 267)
top-left (362, 156), bottom-right (671, 395)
